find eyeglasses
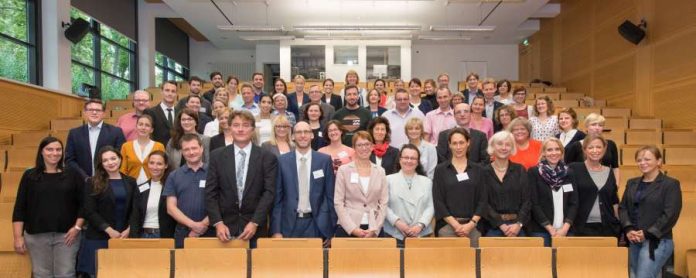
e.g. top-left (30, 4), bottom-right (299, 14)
top-left (355, 143), bottom-right (373, 149)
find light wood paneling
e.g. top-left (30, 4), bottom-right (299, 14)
top-left (652, 0), bottom-right (696, 42)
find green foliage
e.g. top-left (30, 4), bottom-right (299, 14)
top-left (0, 38), bottom-right (28, 82)
top-left (0, 0), bottom-right (30, 83)
top-left (0, 0), bottom-right (27, 41)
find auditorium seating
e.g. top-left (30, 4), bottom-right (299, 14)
top-left (663, 129), bottom-right (696, 145)
top-left (665, 146), bottom-right (696, 165)
top-left (479, 237), bottom-right (544, 247)
top-left (551, 237), bottom-right (617, 247)
top-left (252, 247), bottom-right (323, 278)
top-left (183, 237), bottom-right (248, 249)
top-left (560, 92), bottom-right (584, 100)
top-left (0, 171), bottom-right (23, 203)
top-left (174, 248), bottom-right (247, 278)
top-left (625, 129), bottom-right (662, 145)
top-left (554, 99), bottom-right (579, 108)
top-left (663, 165), bottom-right (696, 191)
top-left (404, 237), bottom-right (470, 248)
top-left (629, 118), bottom-right (662, 130)
top-left (602, 129), bottom-right (625, 146)
top-left (110, 109), bottom-right (132, 118)
top-left (11, 131), bottom-right (48, 148)
top-left (480, 247), bottom-right (552, 278)
top-left (403, 247), bottom-right (476, 278)
top-left (687, 249), bottom-right (696, 278)
top-left (673, 193), bottom-right (696, 276)
top-left (602, 108), bottom-right (631, 118)
top-left (574, 107), bottom-right (601, 121)
top-left (50, 118), bottom-right (83, 132)
top-left (257, 238), bottom-right (322, 248)
top-left (536, 92), bottom-right (559, 100)
top-left (5, 148), bottom-right (35, 172)
top-left (604, 117), bottom-right (629, 130)
top-left (621, 145), bottom-right (644, 166)
top-left (328, 248), bottom-right (400, 278)
top-left (97, 248), bottom-right (170, 278)
top-left (108, 238), bottom-right (175, 249)
top-left (331, 237), bottom-right (396, 248)
top-left (555, 247), bottom-right (628, 278)
top-left (105, 100), bottom-right (133, 112)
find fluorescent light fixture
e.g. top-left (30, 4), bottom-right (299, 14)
top-left (418, 35), bottom-right (472, 40)
top-left (218, 25), bottom-right (285, 32)
top-left (429, 25), bottom-right (496, 32)
top-left (294, 25), bottom-right (421, 31)
top-left (239, 35), bottom-right (295, 41)
top-left (304, 34), bottom-right (413, 40)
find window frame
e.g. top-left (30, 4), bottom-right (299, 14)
top-left (0, 0), bottom-right (40, 84)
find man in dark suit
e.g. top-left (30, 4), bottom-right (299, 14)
top-left (65, 99), bottom-right (126, 179)
top-left (436, 103), bottom-right (490, 165)
top-left (202, 72), bottom-right (224, 103)
top-left (460, 72), bottom-right (483, 105)
top-left (145, 80), bottom-right (178, 144)
top-left (271, 122), bottom-right (336, 245)
top-left (176, 76), bottom-right (213, 117)
top-left (481, 79), bottom-right (504, 120)
top-left (206, 110), bottom-right (277, 245)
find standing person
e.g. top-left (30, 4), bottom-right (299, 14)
top-left (287, 75), bottom-right (310, 120)
top-left (165, 109), bottom-right (211, 170)
top-left (271, 93), bottom-right (297, 126)
top-left (304, 103), bottom-right (328, 151)
top-left (203, 100), bottom-right (228, 137)
top-left (620, 146), bottom-right (682, 278)
top-left (568, 135), bottom-right (621, 238)
top-left (527, 138), bottom-right (578, 247)
top-left (494, 105), bottom-right (518, 133)
top-left (433, 128), bottom-right (486, 247)
top-left (209, 108), bottom-right (234, 152)
top-left (495, 79), bottom-right (513, 105)
top-left (255, 95), bottom-right (274, 145)
top-left (66, 99), bottom-right (126, 180)
top-left (145, 80), bottom-right (179, 144)
top-left (469, 96), bottom-right (494, 139)
top-left (251, 72), bottom-right (266, 102)
top-left (483, 131), bottom-right (531, 237)
top-left (225, 75), bottom-right (243, 109)
top-left (133, 151), bottom-right (176, 239)
top-left (556, 107), bottom-right (586, 150)
top-left (271, 78), bottom-right (288, 99)
top-left (322, 78), bottom-right (343, 111)
top-left (422, 79), bottom-right (438, 110)
top-left (319, 120), bottom-right (355, 173)
top-left (117, 90), bottom-right (151, 141)
top-left (461, 73), bottom-right (483, 104)
top-left (185, 95), bottom-right (213, 135)
top-left (239, 83), bottom-right (261, 117)
top-left (424, 86), bottom-right (457, 144)
top-left (368, 117), bottom-right (400, 175)
top-left (334, 131), bottom-right (388, 238)
top-left (261, 115), bottom-right (295, 157)
top-left (511, 87), bottom-right (534, 119)
top-left (78, 146), bottom-right (139, 276)
top-left (408, 78), bottom-right (433, 115)
top-left (366, 89), bottom-right (387, 118)
top-left (176, 76), bottom-right (213, 117)
top-left (164, 134), bottom-right (215, 248)
top-left (12, 137), bottom-right (84, 278)
top-left (437, 73), bottom-right (450, 93)
top-left (202, 72), bottom-right (224, 103)
top-left (374, 79), bottom-right (391, 109)
top-left (405, 118), bottom-right (438, 179)
top-left (299, 84), bottom-right (336, 128)
top-left (529, 96), bottom-right (560, 141)
top-left (382, 89), bottom-right (426, 149)
top-left (206, 110), bottom-right (278, 247)
top-left (332, 85), bottom-right (372, 146)
top-left (271, 122), bottom-right (336, 245)
top-left (481, 79), bottom-right (504, 120)
top-left (340, 70), bottom-right (368, 107)
top-left (564, 113), bottom-right (620, 183)
top-left (508, 117), bottom-right (543, 170)
top-left (436, 103), bottom-right (490, 165)
top-left (451, 92), bottom-right (465, 107)
top-left (120, 114), bottom-right (166, 185)
top-left (384, 144), bottom-right (434, 247)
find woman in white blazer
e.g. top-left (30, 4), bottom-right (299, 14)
top-left (384, 144), bottom-right (434, 247)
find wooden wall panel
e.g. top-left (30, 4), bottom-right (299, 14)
top-left (593, 12), bottom-right (637, 64)
top-left (652, 29), bottom-right (696, 85)
top-left (560, 40), bottom-right (591, 79)
top-left (562, 73), bottom-right (591, 97)
top-left (652, 0), bottom-right (696, 42)
top-left (560, 0), bottom-right (593, 49)
top-left (593, 0), bottom-right (635, 26)
top-left (653, 81), bottom-right (696, 129)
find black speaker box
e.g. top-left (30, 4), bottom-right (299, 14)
top-left (618, 20), bottom-right (646, 45)
top-left (64, 18), bottom-right (90, 44)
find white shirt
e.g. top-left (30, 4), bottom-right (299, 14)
top-left (559, 129), bottom-right (579, 147)
top-left (296, 150), bottom-right (312, 212)
top-left (382, 107), bottom-right (426, 149)
top-left (143, 181), bottom-right (163, 228)
top-left (484, 101), bottom-right (495, 119)
top-left (160, 102), bottom-right (175, 123)
top-left (256, 118), bottom-right (273, 145)
top-left (552, 189), bottom-right (564, 229)
top-left (88, 121), bottom-right (103, 175)
top-left (359, 176), bottom-right (371, 224)
top-left (132, 139), bottom-right (155, 185)
top-left (203, 119), bottom-right (220, 137)
top-left (234, 143), bottom-right (253, 190)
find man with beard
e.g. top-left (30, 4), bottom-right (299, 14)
top-left (202, 72), bottom-right (224, 103)
top-left (332, 85), bottom-right (371, 146)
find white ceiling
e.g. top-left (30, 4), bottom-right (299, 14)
top-left (162, 0), bottom-right (558, 49)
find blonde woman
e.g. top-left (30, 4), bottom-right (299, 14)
top-left (260, 115), bottom-right (294, 157)
top-left (529, 96), bottom-right (559, 141)
top-left (404, 117), bottom-right (438, 179)
top-left (340, 70), bottom-right (368, 107)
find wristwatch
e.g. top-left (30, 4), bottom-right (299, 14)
top-left (517, 222), bottom-right (524, 228)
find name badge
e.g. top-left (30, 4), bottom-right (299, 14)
top-left (199, 180), bottom-right (206, 188)
top-left (138, 184), bottom-right (150, 193)
top-left (350, 173), bottom-right (359, 184)
top-left (199, 107), bottom-right (207, 113)
top-left (313, 169), bottom-right (324, 179)
top-left (562, 183), bottom-right (573, 192)
top-left (456, 172), bottom-right (469, 182)
top-left (318, 131), bottom-right (323, 137)
top-left (338, 151), bottom-right (349, 159)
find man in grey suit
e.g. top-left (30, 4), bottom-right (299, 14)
top-left (436, 103), bottom-right (490, 164)
top-left (206, 110), bottom-right (277, 246)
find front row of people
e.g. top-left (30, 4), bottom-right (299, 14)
top-left (12, 110), bottom-right (681, 278)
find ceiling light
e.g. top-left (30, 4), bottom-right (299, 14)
top-left (239, 35), bottom-right (295, 41)
top-left (429, 25), bottom-right (496, 32)
top-left (218, 25), bottom-right (285, 32)
top-left (418, 35), bottom-right (472, 40)
top-left (304, 34), bottom-right (413, 40)
top-left (294, 25), bottom-right (421, 31)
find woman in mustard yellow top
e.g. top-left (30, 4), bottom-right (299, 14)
top-left (120, 114), bottom-right (165, 184)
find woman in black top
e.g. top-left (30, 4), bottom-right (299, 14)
top-left (77, 146), bottom-right (139, 276)
top-left (12, 136), bottom-right (84, 277)
top-left (133, 150), bottom-right (175, 238)
top-left (304, 103), bottom-right (327, 151)
top-left (368, 117), bottom-right (399, 175)
top-left (564, 113), bottom-right (620, 183)
top-left (568, 135), bottom-right (621, 237)
top-left (432, 128), bottom-right (486, 247)
top-left (209, 107), bottom-right (233, 152)
top-left (528, 138), bottom-right (578, 246)
top-left (620, 146), bottom-right (681, 278)
top-left (483, 130), bottom-right (531, 237)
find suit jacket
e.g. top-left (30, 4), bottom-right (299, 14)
top-left (383, 172), bottom-right (434, 240)
top-left (619, 172), bottom-right (682, 239)
top-left (261, 141), bottom-right (295, 158)
top-left (299, 102), bottom-right (336, 128)
top-left (568, 162), bottom-right (621, 235)
top-left (131, 180), bottom-right (176, 238)
top-left (144, 103), bottom-right (177, 145)
top-left (65, 123), bottom-right (126, 179)
top-left (527, 166), bottom-right (579, 233)
top-left (287, 92), bottom-right (310, 120)
top-left (555, 130), bottom-right (586, 153)
top-left (197, 113), bottom-right (214, 135)
top-left (461, 89), bottom-right (483, 104)
top-left (334, 162), bottom-right (388, 234)
top-left (370, 146), bottom-right (400, 175)
top-left (436, 127), bottom-right (490, 165)
top-left (83, 174), bottom-right (139, 240)
top-left (483, 101), bottom-right (505, 119)
top-left (322, 94), bottom-right (343, 112)
top-left (271, 151), bottom-right (337, 238)
top-left (209, 133), bottom-right (229, 153)
top-left (205, 144), bottom-right (278, 237)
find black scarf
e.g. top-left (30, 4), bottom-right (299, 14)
top-left (538, 160), bottom-right (568, 191)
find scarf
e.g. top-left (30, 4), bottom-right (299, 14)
top-left (373, 142), bottom-right (390, 158)
top-left (538, 159), bottom-right (568, 191)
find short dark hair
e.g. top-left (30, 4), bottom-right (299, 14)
top-left (344, 85), bottom-right (359, 94)
top-left (161, 80), bottom-right (177, 90)
top-left (409, 78), bottom-right (422, 88)
top-left (189, 76), bottom-right (204, 85)
top-left (180, 133), bottom-right (202, 147)
top-left (252, 72), bottom-right (264, 79)
top-left (209, 71), bottom-right (222, 80)
top-left (368, 116), bottom-right (391, 143)
top-left (395, 143), bottom-right (426, 176)
top-left (84, 99), bottom-right (104, 110)
top-left (303, 103), bottom-right (324, 122)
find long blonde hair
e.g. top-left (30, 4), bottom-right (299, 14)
top-left (268, 115), bottom-right (295, 147)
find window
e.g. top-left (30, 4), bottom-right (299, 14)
top-left (291, 45), bottom-right (325, 80)
top-left (0, 0), bottom-right (38, 84)
top-left (333, 46), bottom-right (358, 65)
top-left (154, 52), bottom-right (188, 87)
top-left (70, 8), bottom-right (136, 101)
top-left (366, 46), bottom-right (401, 80)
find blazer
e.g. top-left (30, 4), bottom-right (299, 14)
top-left (370, 146), bottom-right (400, 175)
top-left (119, 140), bottom-right (166, 182)
top-left (483, 101), bottom-right (505, 119)
top-left (287, 92), bottom-right (311, 120)
top-left (65, 123), bottom-right (126, 179)
top-left (568, 162), bottom-right (621, 234)
top-left (619, 172), bottom-right (682, 239)
top-left (461, 89), bottom-right (483, 104)
top-left (436, 127), bottom-right (490, 165)
top-left (83, 174), bottom-right (139, 240)
top-left (555, 130), bottom-right (586, 150)
top-left (261, 141), bottom-right (295, 158)
top-left (209, 133), bottom-right (230, 153)
top-left (165, 134), bottom-right (211, 170)
top-left (322, 94), bottom-right (343, 112)
top-left (196, 113), bottom-right (214, 135)
top-left (271, 151), bottom-right (337, 238)
top-left (383, 172), bottom-right (434, 240)
top-left (131, 180), bottom-right (176, 238)
top-left (144, 103), bottom-right (177, 145)
top-left (334, 161), bottom-right (389, 234)
top-left (412, 101), bottom-right (433, 115)
top-left (299, 102), bottom-right (336, 128)
top-left (205, 144), bottom-right (278, 237)
top-left (527, 166), bottom-right (579, 233)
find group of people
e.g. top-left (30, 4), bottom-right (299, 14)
top-left (11, 71), bottom-right (681, 278)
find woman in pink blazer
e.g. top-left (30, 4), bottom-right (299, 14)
top-left (334, 131), bottom-right (389, 237)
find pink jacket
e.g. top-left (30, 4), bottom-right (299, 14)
top-left (334, 161), bottom-right (389, 234)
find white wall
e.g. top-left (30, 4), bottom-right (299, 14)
top-left (255, 43), bottom-right (280, 73)
top-left (411, 44), bottom-right (519, 88)
top-left (189, 40), bottom-right (256, 80)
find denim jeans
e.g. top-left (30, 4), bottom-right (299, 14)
top-left (485, 220), bottom-right (527, 237)
top-left (141, 230), bottom-right (161, 238)
top-left (629, 238), bottom-right (673, 278)
top-left (529, 231), bottom-right (551, 247)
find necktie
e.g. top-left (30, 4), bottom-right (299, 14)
top-left (166, 108), bottom-right (173, 126)
top-left (298, 157), bottom-right (309, 213)
top-left (236, 149), bottom-right (247, 205)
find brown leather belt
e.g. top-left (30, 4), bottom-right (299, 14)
top-left (500, 214), bottom-right (518, 221)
